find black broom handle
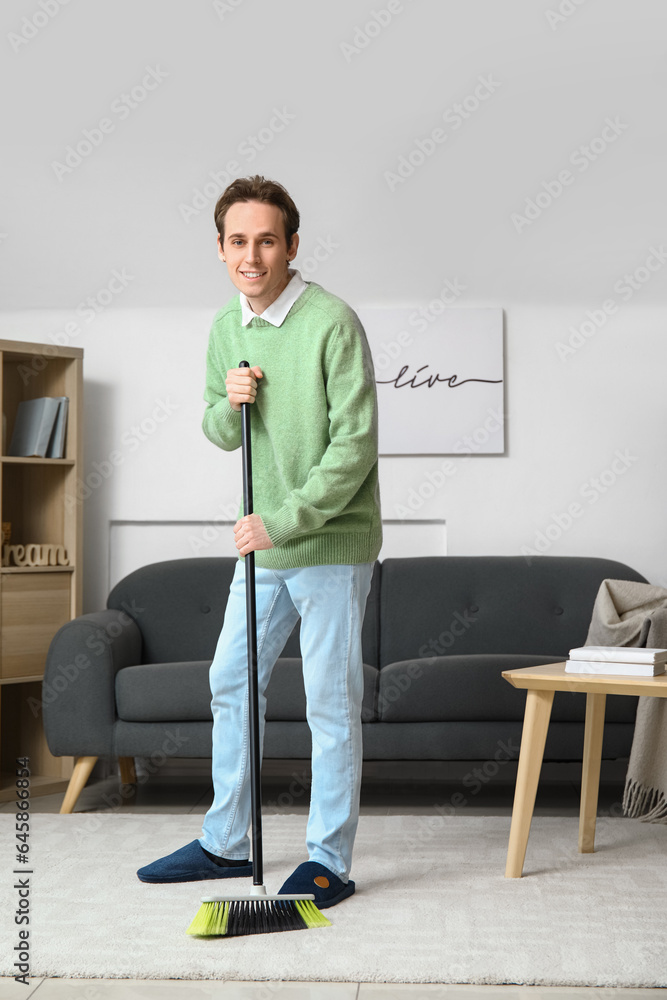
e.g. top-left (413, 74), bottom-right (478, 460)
top-left (239, 360), bottom-right (263, 887)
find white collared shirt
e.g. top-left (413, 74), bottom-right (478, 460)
top-left (239, 267), bottom-right (309, 327)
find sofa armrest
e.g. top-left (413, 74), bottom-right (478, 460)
top-left (42, 609), bottom-right (142, 757)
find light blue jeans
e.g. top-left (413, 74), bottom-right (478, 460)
top-left (199, 559), bottom-right (373, 882)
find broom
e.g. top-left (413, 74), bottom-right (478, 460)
top-left (187, 361), bottom-right (331, 937)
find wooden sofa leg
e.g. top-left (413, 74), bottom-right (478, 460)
top-left (118, 756), bottom-right (137, 784)
top-left (60, 756), bottom-right (98, 814)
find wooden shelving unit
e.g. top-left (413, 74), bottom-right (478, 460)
top-left (0, 339), bottom-right (83, 802)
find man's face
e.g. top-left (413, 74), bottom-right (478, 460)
top-left (218, 200), bottom-right (299, 313)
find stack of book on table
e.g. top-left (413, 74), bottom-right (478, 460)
top-left (565, 646), bottom-right (667, 676)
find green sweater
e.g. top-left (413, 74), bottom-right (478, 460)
top-left (202, 281), bottom-right (383, 569)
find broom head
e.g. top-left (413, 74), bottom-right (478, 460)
top-left (186, 885), bottom-right (332, 937)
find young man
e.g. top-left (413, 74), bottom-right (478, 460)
top-left (137, 175), bottom-right (382, 908)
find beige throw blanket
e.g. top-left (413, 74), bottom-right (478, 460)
top-left (584, 578), bottom-right (667, 822)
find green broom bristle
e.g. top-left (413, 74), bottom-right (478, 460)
top-left (187, 900), bottom-right (230, 936)
top-left (294, 899), bottom-right (332, 928)
top-left (186, 897), bottom-right (332, 937)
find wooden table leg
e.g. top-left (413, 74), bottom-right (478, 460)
top-left (579, 692), bottom-right (606, 853)
top-left (505, 688), bottom-right (554, 878)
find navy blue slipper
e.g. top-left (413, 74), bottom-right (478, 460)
top-left (278, 861), bottom-right (355, 909)
top-left (136, 840), bottom-right (253, 883)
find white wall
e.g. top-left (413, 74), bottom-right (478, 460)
top-left (1, 0), bottom-right (666, 610)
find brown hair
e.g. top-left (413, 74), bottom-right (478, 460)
top-left (214, 175), bottom-right (300, 248)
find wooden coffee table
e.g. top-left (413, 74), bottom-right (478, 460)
top-left (502, 662), bottom-right (667, 877)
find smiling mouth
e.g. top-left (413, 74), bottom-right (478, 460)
top-left (240, 271), bottom-right (266, 280)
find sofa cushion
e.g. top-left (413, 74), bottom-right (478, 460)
top-left (377, 654), bottom-right (639, 723)
top-left (116, 658), bottom-right (379, 724)
top-left (116, 661), bottom-right (212, 722)
top-left (108, 558), bottom-right (237, 664)
top-left (379, 556), bottom-right (648, 667)
top-left (378, 655), bottom-right (557, 722)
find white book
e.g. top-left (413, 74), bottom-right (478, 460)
top-left (565, 658), bottom-right (665, 676)
top-left (569, 645), bottom-right (667, 665)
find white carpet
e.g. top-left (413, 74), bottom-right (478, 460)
top-left (1, 811), bottom-right (666, 986)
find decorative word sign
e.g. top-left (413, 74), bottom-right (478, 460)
top-left (2, 544), bottom-right (70, 568)
top-left (357, 307), bottom-right (504, 455)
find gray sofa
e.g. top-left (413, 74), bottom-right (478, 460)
top-left (43, 554), bottom-right (647, 811)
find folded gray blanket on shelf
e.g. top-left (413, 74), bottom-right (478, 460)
top-left (584, 578), bottom-right (667, 823)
